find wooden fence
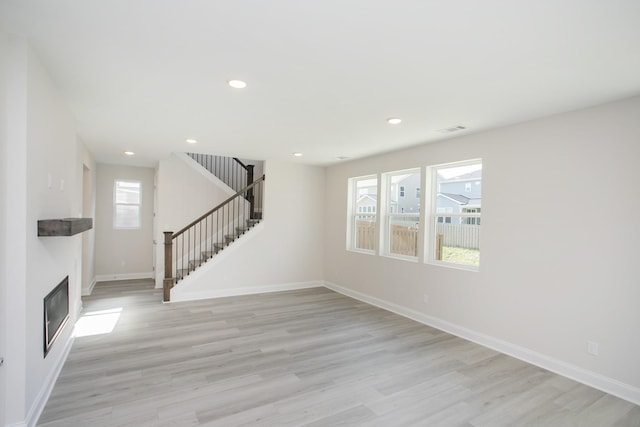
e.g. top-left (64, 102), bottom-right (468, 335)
top-left (355, 221), bottom-right (480, 254)
top-left (355, 220), bottom-right (376, 251)
top-left (355, 220), bottom-right (418, 256)
top-left (389, 224), bottom-right (418, 256)
top-left (435, 223), bottom-right (480, 250)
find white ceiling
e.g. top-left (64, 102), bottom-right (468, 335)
top-left (2, 0), bottom-right (640, 167)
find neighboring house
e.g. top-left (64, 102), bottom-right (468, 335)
top-left (356, 194), bottom-right (377, 215)
top-left (394, 173), bottom-right (421, 214)
top-left (436, 170), bottom-right (482, 224)
top-left (355, 182), bottom-right (378, 217)
top-left (355, 175), bottom-right (421, 215)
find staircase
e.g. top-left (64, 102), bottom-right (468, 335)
top-left (187, 153), bottom-right (254, 193)
top-left (163, 154), bottom-right (265, 302)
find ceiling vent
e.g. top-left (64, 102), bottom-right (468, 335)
top-left (437, 125), bottom-right (467, 134)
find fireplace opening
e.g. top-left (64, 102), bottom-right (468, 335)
top-left (44, 275), bottom-right (69, 357)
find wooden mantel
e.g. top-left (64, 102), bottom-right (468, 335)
top-left (38, 218), bottom-right (93, 237)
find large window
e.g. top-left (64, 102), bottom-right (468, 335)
top-left (427, 160), bottom-right (482, 269)
top-left (114, 180), bottom-right (141, 229)
top-left (348, 175), bottom-right (377, 253)
top-left (384, 169), bottom-right (420, 258)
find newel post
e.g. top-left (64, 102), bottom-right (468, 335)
top-left (163, 231), bottom-right (173, 302)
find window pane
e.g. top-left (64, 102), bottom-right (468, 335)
top-left (114, 205), bottom-right (140, 228)
top-left (386, 170), bottom-right (420, 257)
top-left (115, 181), bottom-right (141, 204)
top-left (389, 214), bottom-right (419, 256)
top-left (431, 161), bottom-right (482, 268)
top-left (114, 180), bottom-right (141, 229)
top-left (354, 214), bottom-right (376, 251)
top-left (352, 176), bottom-right (377, 252)
top-left (432, 216), bottom-right (480, 266)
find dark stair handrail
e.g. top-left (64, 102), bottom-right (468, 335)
top-left (163, 175), bottom-right (265, 302)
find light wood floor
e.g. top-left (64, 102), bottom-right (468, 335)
top-left (38, 280), bottom-right (639, 426)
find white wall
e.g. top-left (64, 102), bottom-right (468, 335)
top-left (3, 34), bottom-right (29, 427)
top-left (80, 146), bottom-right (97, 295)
top-left (1, 34), bottom-right (93, 426)
top-left (324, 96), bottom-right (640, 404)
top-left (0, 31), bottom-right (10, 427)
top-left (170, 160), bottom-right (325, 301)
top-left (155, 153), bottom-right (236, 287)
top-left (95, 164), bottom-right (154, 281)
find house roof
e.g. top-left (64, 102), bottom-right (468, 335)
top-left (466, 197), bottom-right (482, 207)
top-left (1, 2), bottom-right (640, 167)
top-left (438, 193), bottom-right (471, 205)
top-left (357, 194), bottom-right (377, 203)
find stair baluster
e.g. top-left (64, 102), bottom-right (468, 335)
top-left (163, 175), bottom-right (265, 302)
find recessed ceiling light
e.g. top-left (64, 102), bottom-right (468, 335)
top-left (293, 152), bottom-right (303, 157)
top-left (124, 151), bottom-right (135, 156)
top-left (228, 80), bottom-right (247, 89)
top-left (387, 117), bottom-right (402, 125)
top-left (185, 138), bottom-right (197, 144)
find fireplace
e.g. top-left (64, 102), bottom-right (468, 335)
top-left (43, 275), bottom-right (69, 357)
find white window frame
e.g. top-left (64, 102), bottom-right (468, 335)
top-left (425, 159), bottom-right (481, 271)
top-left (382, 169), bottom-right (421, 261)
top-left (347, 175), bottom-right (378, 254)
top-left (113, 179), bottom-right (142, 229)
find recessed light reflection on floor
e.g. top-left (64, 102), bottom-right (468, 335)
top-left (74, 308), bottom-right (123, 337)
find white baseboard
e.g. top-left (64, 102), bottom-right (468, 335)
top-left (169, 281), bottom-right (323, 303)
top-left (95, 272), bottom-right (153, 282)
top-left (323, 281), bottom-right (640, 407)
top-left (24, 333), bottom-right (75, 427)
top-left (81, 277), bottom-right (96, 296)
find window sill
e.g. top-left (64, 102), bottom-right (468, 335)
top-left (383, 253), bottom-right (419, 263)
top-left (348, 248), bottom-right (377, 256)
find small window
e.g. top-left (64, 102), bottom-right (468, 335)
top-left (436, 207), bottom-right (453, 223)
top-left (114, 180), bottom-right (141, 229)
top-left (399, 186), bottom-right (405, 197)
top-left (416, 187), bottom-right (421, 199)
top-left (427, 160), bottom-right (482, 269)
top-left (463, 207), bottom-right (481, 225)
top-left (348, 175), bottom-right (378, 253)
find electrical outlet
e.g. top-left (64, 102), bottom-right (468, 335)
top-left (587, 341), bottom-right (599, 356)
top-left (423, 294), bottom-right (429, 304)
